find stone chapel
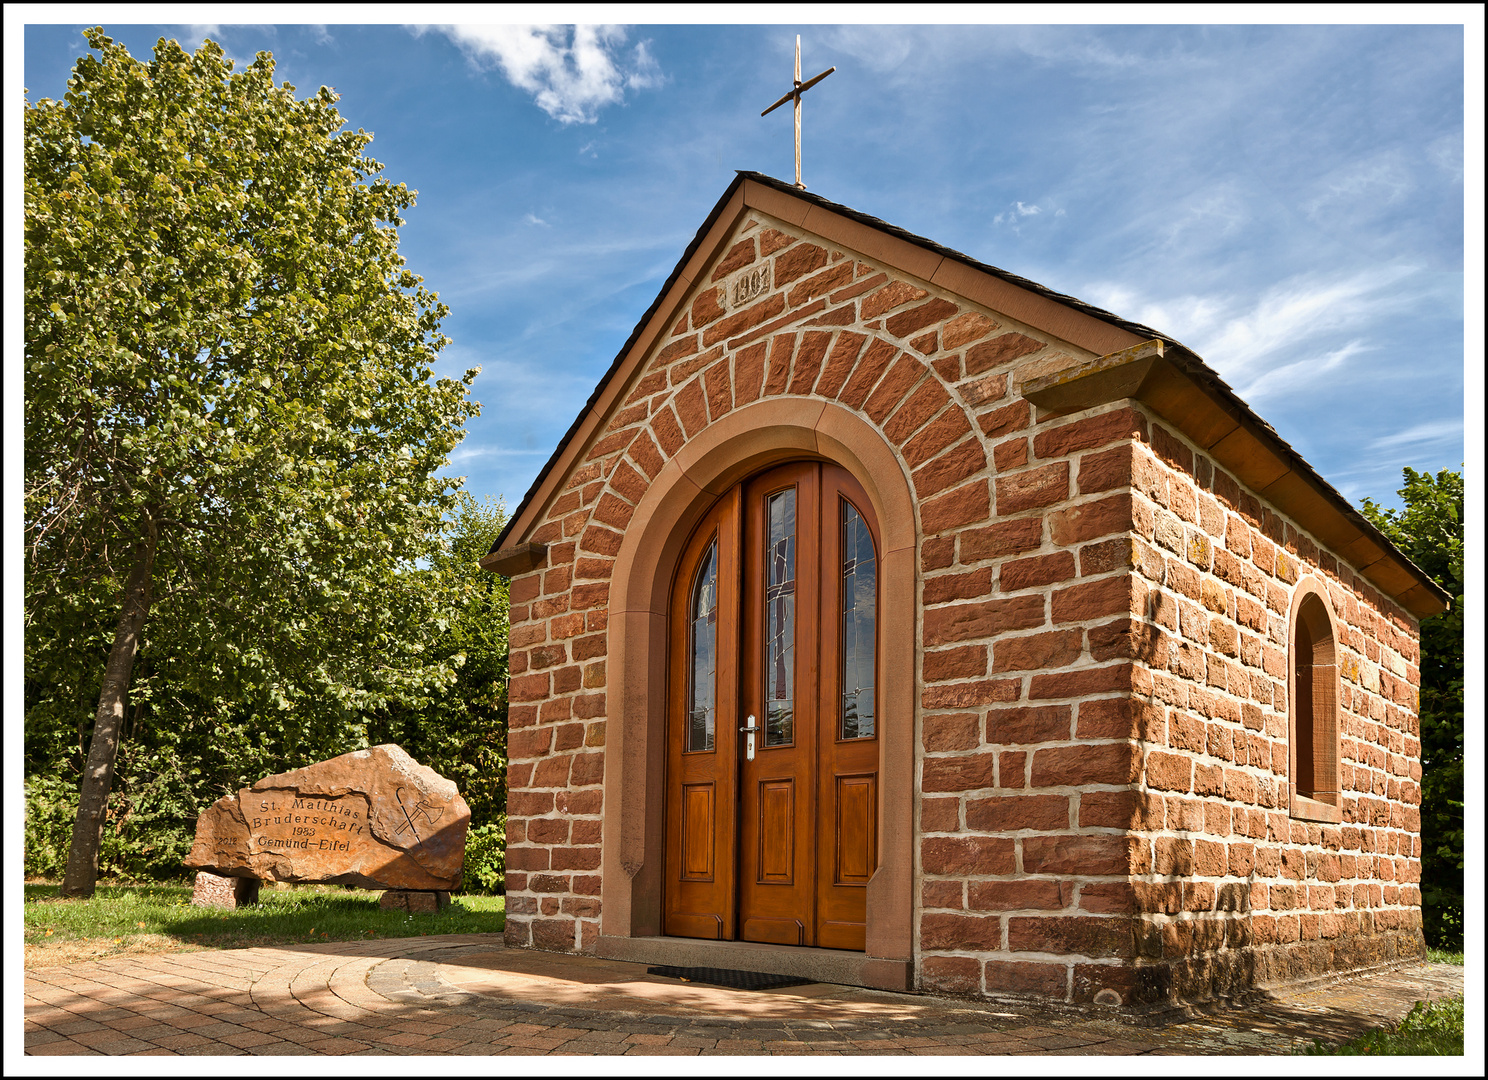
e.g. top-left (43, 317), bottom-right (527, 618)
top-left (480, 172), bottom-right (1448, 1009)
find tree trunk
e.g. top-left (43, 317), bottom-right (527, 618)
top-left (59, 515), bottom-right (158, 898)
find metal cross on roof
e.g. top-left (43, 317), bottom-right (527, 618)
top-left (761, 35), bottom-right (835, 190)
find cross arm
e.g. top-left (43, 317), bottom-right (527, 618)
top-left (760, 66), bottom-right (836, 116)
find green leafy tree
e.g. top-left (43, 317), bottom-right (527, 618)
top-left (1362, 467), bottom-right (1464, 949)
top-left (25, 29), bottom-right (479, 897)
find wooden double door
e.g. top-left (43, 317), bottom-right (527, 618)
top-left (664, 461), bottom-right (880, 951)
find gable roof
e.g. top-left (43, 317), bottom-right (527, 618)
top-left (484, 171), bottom-right (1448, 620)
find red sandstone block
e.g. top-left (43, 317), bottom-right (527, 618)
top-left (1000, 551), bottom-right (1078, 593)
top-left (921, 679), bottom-right (1018, 709)
top-left (1150, 423), bottom-right (1193, 472)
top-left (886, 378), bottom-right (953, 443)
top-left (913, 439), bottom-right (989, 500)
top-left (960, 517), bottom-right (1043, 563)
top-left (1024, 834), bottom-right (1134, 876)
top-left (921, 752), bottom-right (997, 791)
top-left (813, 330), bottom-right (867, 397)
top-left (691, 288), bottom-right (725, 329)
top-left (1033, 407), bottom-right (1147, 459)
top-left (1077, 446), bottom-right (1135, 498)
top-left (943, 312), bottom-right (1001, 350)
top-left (1006, 916), bottom-right (1134, 958)
top-left (702, 292), bottom-right (786, 348)
top-left (993, 436), bottom-right (1030, 471)
top-left (864, 354), bottom-right (928, 423)
top-left (528, 818), bottom-right (570, 844)
top-left (836, 338), bottom-right (898, 409)
top-left (1028, 663), bottom-right (1135, 699)
top-left (508, 674), bottom-right (551, 707)
top-left (984, 960), bottom-right (1069, 998)
top-left (550, 846), bottom-right (601, 871)
top-left (1052, 576), bottom-right (1143, 624)
top-left (1078, 790), bottom-right (1153, 831)
top-left (786, 330), bottom-right (833, 395)
top-left (978, 399), bottom-right (1031, 439)
top-left (1049, 494), bottom-right (1133, 545)
top-left (923, 645), bottom-right (988, 682)
top-left (985, 704), bottom-right (1072, 744)
top-left (1031, 742), bottom-right (1139, 786)
top-left (902, 404), bottom-right (974, 468)
top-left (924, 568), bottom-right (995, 606)
top-left (965, 794), bottom-right (1069, 832)
top-left (862, 279), bottom-right (928, 319)
top-left (996, 462), bottom-right (1069, 514)
top-left (1153, 837), bottom-right (1194, 875)
top-left (787, 261), bottom-right (855, 308)
top-left (885, 297), bottom-right (959, 339)
top-left (958, 371), bottom-right (1009, 409)
top-left (991, 629), bottom-right (1082, 673)
top-left (580, 524), bottom-right (624, 557)
top-left (920, 955), bottom-right (982, 995)
top-left (921, 912), bottom-right (1001, 951)
top-left (1087, 618), bottom-right (1165, 665)
top-left (922, 712), bottom-right (981, 752)
top-left (923, 594), bottom-right (1045, 644)
top-left (1146, 751), bottom-right (1192, 792)
top-left (921, 796), bottom-right (960, 832)
top-left (966, 332), bottom-right (1044, 376)
top-left (968, 880), bottom-right (1066, 911)
top-left (921, 836), bottom-right (1016, 875)
top-left (711, 237), bottom-right (757, 281)
top-left (568, 753), bottom-right (604, 786)
top-left (506, 846), bottom-right (551, 871)
top-left (1078, 882), bottom-right (1137, 915)
top-left (921, 478), bottom-right (991, 534)
top-left (556, 789), bottom-right (603, 816)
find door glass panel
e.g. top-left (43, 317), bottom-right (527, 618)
top-left (688, 538), bottom-right (718, 752)
top-left (840, 499), bottom-right (876, 739)
top-left (764, 488), bottom-right (796, 746)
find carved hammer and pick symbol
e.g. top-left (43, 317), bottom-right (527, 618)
top-left (393, 787), bottom-right (446, 845)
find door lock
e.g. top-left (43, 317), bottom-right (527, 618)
top-left (739, 715), bottom-right (758, 761)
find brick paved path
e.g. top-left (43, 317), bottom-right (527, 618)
top-left (22, 935), bottom-right (1464, 1057)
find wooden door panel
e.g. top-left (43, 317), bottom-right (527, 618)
top-left (680, 783), bottom-right (715, 880)
top-left (663, 489), bottom-right (740, 939)
top-left (738, 463), bottom-right (820, 947)
top-left (833, 774), bottom-right (876, 885)
top-left (756, 779), bottom-right (795, 883)
top-left (815, 465), bottom-right (880, 948)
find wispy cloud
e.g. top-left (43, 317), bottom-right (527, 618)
top-left (428, 24), bottom-right (661, 124)
top-left (523, 213), bottom-right (549, 227)
top-left (1083, 266), bottom-right (1420, 386)
top-left (1371, 418), bottom-right (1465, 451)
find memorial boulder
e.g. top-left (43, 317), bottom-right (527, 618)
top-left (185, 745), bottom-right (470, 891)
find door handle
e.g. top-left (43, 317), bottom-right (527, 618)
top-left (739, 715), bottom-right (758, 761)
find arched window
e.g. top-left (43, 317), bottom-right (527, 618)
top-left (1289, 583), bottom-right (1341, 823)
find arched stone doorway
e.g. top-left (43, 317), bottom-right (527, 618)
top-left (597, 399), bottom-right (916, 989)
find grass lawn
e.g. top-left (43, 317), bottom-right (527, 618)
top-left (1299, 994), bottom-right (1465, 1056)
top-left (23, 880), bottom-right (504, 969)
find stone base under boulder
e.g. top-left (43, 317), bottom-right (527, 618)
top-left (379, 890), bottom-right (451, 914)
top-left (192, 871), bottom-right (260, 909)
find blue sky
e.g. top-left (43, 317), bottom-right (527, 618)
top-left (17, 13), bottom-right (1479, 515)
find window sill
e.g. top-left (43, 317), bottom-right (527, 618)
top-left (1290, 795), bottom-right (1342, 823)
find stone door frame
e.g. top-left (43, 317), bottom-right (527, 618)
top-left (597, 398), bottom-right (917, 988)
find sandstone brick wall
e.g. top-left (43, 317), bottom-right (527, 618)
top-left (497, 208), bottom-right (1424, 1004)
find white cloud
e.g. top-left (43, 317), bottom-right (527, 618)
top-left (1084, 266), bottom-right (1420, 385)
top-left (431, 24), bottom-right (661, 124)
top-left (993, 201), bottom-right (1045, 227)
top-left (523, 213), bottom-right (549, 227)
top-left (1371, 418), bottom-right (1465, 450)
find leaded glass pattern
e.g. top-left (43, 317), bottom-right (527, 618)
top-left (687, 538), bottom-right (718, 752)
top-left (764, 488), bottom-right (796, 746)
top-left (840, 500), bottom-right (876, 739)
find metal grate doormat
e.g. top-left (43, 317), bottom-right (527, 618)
top-left (646, 965), bottom-right (815, 991)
